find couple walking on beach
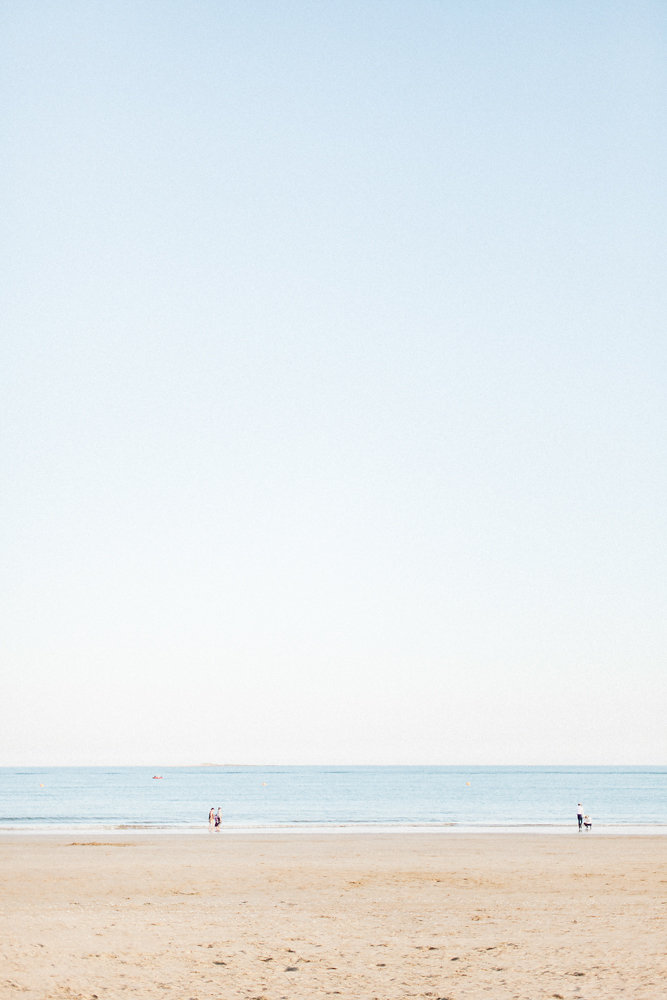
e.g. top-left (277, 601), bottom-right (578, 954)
top-left (208, 807), bottom-right (222, 829)
top-left (577, 803), bottom-right (592, 831)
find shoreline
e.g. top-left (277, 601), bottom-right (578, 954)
top-left (1, 821), bottom-right (666, 837)
top-left (2, 829), bottom-right (667, 845)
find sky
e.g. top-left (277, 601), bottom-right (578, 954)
top-left (2, 1), bottom-right (666, 766)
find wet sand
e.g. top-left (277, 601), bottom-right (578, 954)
top-left (1, 832), bottom-right (665, 999)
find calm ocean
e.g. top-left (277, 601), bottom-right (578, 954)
top-left (0, 765), bottom-right (665, 835)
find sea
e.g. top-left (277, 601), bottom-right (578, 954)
top-left (0, 765), bottom-right (665, 835)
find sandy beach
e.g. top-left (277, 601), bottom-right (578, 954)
top-left (1, 832), bottom-right (664, 999)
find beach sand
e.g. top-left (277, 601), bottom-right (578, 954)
top-left (0, 833), bottom-right (664, 999)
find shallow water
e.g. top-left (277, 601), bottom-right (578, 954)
top-left (1, 764), bottom-right (665, 833)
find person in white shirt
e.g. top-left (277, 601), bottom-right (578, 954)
top-left (577, 803), bottom-right (584, 830)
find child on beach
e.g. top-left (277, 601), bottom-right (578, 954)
top-left (583, 814), bottom-right (592, 830)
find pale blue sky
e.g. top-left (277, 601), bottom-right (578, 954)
top-left (3, 1), bottom-right (666, 765)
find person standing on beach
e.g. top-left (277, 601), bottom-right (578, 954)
top-left (208, 807), bottom-right (215, 826)
top-left (577, 803), bottom-right (584, 830)
top-left (214, 807), bottom-right (222, 829)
